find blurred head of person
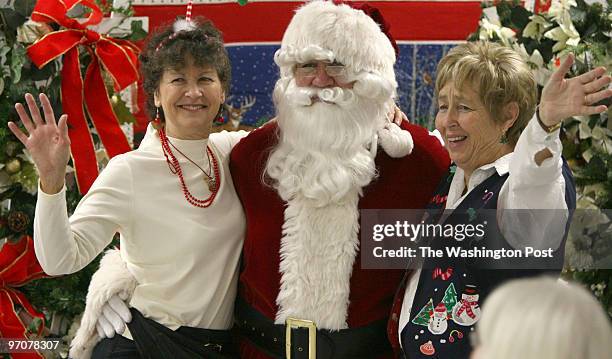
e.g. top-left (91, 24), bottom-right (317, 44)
top-left (472, 276), bottom-right (612, 359)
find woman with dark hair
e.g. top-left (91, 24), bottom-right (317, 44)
top-left (9, 17), bottom-right (246, 358)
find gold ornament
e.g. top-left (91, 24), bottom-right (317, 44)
top-left (5, 159), bottom-right (21, 174)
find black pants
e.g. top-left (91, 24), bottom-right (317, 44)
top-left (91, 335), bottom-right (140, 359)
top-left (90, 308), bottom-right (238, 359)
top-left (91, 335), bottom-right (239, 359)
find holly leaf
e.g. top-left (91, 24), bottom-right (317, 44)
top-left (0, 8), bottom-right (27, 32)
top-left (26, 316), bottom-right (42, 334)
top-left (582, 23), bottom-right (599, 39)
top-left (569, 6), bottom-right (587, 26)
top-left (0, 37), bottom-right (11, 77)
top-left (13, 0), bottom-right (37, 18)
top-left (112, 96), bottom-right (135, 124)
top-left (10, 43), bottom-right (26, 84)
top-left (510, 5), bottom-right (531, 29)
top-left (27, 60), bottom-right (55, 81)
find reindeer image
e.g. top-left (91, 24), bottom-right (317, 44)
top-left (213, 95), bottom-right (257, 132)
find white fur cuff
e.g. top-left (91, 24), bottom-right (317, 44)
top-left (378, 123), bottom-right (413, 158)
top-left (69, 249), bottom-right (137, 359)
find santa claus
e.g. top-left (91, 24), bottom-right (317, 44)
top-left (70, 2), bottom-right (449, 358)
top-left (229, 2), bottom-right (447, 357)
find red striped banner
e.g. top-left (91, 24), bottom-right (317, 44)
top-left (134, 1), bottom-right (483, 42)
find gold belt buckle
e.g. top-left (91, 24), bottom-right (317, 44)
top-left (285, 317), bottom-right (317, 359)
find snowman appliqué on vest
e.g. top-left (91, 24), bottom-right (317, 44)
top-left (428, 302), bottom-right (448, 334)
top-left (411, 281), bottom-right (482, 356)
top-left (451, 285), bottom-right (481, 326)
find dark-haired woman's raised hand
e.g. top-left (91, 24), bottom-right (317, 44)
top-left (8, 93), bottom-right (71, 194)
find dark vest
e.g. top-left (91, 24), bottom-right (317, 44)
top-left (400, 160), bottom-right (576, 359)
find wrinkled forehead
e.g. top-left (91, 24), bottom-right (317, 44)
top-left (437, 80), bottom-right (484, 106)
top-left (438, 78), bottom-right (480, 97)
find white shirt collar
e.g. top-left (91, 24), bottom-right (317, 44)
top-left (139, 123), bottom-right (209, 157)
top-left (446, 152), bottom-right (513, 209)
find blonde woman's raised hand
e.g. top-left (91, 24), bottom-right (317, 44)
top-left (8, 93), bottom-right (71, 194)
top-left (540, 54), bottom-right (611, 127)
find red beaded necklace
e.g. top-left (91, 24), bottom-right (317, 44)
top-left (158, 126), bottom-right (220, 208)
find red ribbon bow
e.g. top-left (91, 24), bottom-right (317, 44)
top-left (432, 267), bottom-right (453, 280)
top-left (456, 299), bottom-right (478, 319)
top-left (0, 236), bottom-right (47, 359)
top-left (27, 0), bottom-right (139, 193)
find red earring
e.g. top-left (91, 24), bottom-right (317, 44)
top-left (152, 107), bottom-right (162, 129)
top-left (215, 104), bottom-right (225, 123)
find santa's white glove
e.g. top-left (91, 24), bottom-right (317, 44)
top-left (378, 122), bottom-right (414, 158)
top-left (95, 292), bottom-right (132, 338)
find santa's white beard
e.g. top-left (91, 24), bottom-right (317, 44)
top-left (266, 80), bottom-right (387, 207)
top-left (267, 75), bottom-right (393, 330)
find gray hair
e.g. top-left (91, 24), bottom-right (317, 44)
top-left (475, 276), bottom-right (612, 359)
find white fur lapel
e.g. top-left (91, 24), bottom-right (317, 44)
top-left (275, 191), bottom-right (360, 331)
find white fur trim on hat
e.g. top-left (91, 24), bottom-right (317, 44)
top-left (69, 249), bottom-right (137, 359)
top-left (378, 122), bottom-right (414, 158)
top-left (275, 1), bottom-right (397, 89)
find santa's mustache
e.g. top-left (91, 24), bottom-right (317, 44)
top-left (285, 85), bottom-right (356, 107)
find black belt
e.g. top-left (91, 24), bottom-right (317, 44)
top-left (235, 298), bottom-right (392, 359)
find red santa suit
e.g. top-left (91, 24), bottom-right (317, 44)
top-left (230, 120), bottom-right (449, 358)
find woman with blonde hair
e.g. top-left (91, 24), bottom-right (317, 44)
top-left (393, 41), bottom-right (611, 358)
top-left (472, 276), bottom-right (612, 359)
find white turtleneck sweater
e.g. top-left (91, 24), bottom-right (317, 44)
top-left (34, 124), bottom-right (248, 331)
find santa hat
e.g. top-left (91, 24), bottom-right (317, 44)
top-left (274, 0), bottom-right (397, 90)
top-left (464, 285), bottom-right (479, 295)
top-left (434, 302), bottom-right (447, 314)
